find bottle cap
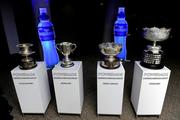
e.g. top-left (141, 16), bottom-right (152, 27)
top-left (39, 8), bottom-right (47, 15)
top-left (39, 8), bottom-right (49, 20)
top-left (118, 7), bottom-right (125, 18)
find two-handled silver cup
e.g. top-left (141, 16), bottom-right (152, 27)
top-left (56, 42), bottom-right (77, 68)
top-left (16, 43), bottom-right (37, 70)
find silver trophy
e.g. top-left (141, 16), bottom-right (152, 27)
top-left (99, 42), bottom-right (122, 69)
top-left (56, 42), bottom-right (77, 68)
top-left (140, 27), bottom-right (171, 69)
top-left (16, 43), bottom-right (37, 70)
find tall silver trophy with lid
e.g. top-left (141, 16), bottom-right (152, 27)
top-left (140, 27), bottom-right (171, 69)
top-left (16, 43), bottom-right (37, 69)
top-left (11, 43), bottom-right (51, 115)
top-left (99, 42), bottom-right (122, 69)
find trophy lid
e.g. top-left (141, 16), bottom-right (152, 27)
top-left (16, 43), bottom-right (33, 48)
top-left (16, 43), bottom-right (35, 56)
top-left (143, 27), bottom-right (171, 42)
top-left (16, 43), bottom-right (37, 69)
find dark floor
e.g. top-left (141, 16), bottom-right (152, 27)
top-left (0, 55), bottom-right (180, 120)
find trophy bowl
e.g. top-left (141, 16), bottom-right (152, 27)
top-left (143, 27), bottom-right (171, 42)
top-left (141, 27), bottom-right (171, 69)
top-left (16, 43), bottom-right (37, 70)
top-left (56, 42), bottom-right (77, 68)
top-left (99, 42), bottom-right (122, 69)
top-left (99, 42), bottom-right (122, 56)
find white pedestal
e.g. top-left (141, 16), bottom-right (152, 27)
top-left (52, 61), bottom-right (84, 114)
top-left (97, 62), bottom-right (125, 115)
top-left (131, 61), bottom-right (171, 116)
top-left (11, 62), bottom-right (51, 114)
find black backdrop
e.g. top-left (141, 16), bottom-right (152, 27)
top-left (0, 0), bottom-right (179, 63)
top-left (0, 1), bottom-right (179, 119)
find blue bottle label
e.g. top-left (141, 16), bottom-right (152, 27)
top-left (38, 26), bottom-right (55, 41)
top-left (114, 24), bottom-right (128, 36)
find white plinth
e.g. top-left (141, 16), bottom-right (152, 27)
top-left (131, 61), bottom-right (171, 116)
top-left (97, 62), bottom-right (125, 115)
top-left (11, 62), bottom-right (51, 114)
top-left (52, 61), bottom-right (84, 114)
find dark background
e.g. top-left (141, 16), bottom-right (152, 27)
top-left (0, 1), bottom-right (179, 119)
top-left (0, 0), bottom-right (179, 64)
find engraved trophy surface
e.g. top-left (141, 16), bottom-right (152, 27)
top-left (99, 42), bottom-right (122, 69)
top-left (16, 43), bottom-right (37, 70)
top-left (140, 27), bottom-right (171, 69)
top-left (56, 42), bottom-right (77, 68)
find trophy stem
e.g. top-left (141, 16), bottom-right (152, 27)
top-left (61, 54), bottom-right (74, 68)
top-left (153, 41), bottom-right (157, 47)
top-left (65, 55), bottom-right (69, 62)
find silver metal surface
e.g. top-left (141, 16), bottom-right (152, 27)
top-left (16, 43), bottom-right (37, 69)
top-left (143, 27), bottom-right (170, 42)
top-left (141, 27), bottom-right (170, 69)
top-left (99, 42), bottom-right (122, 69)
top-left (56, 42), bottom-right (77, 68)
top-left (143, 27), bottom-right (170, 47)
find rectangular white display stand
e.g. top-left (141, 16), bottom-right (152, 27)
top-left (97, 62), bottom-right (125, 115)
top-left (52, 61), bottom-right (84, 114)
top-left (131, 61), bottom-right (171, 116)
top-left (11, 62), bottom-right (51, 114)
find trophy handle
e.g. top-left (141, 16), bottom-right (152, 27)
top-left (56, 44), bottom-right (62, 52)
top-left (71, 43), bottom-right (77, 52)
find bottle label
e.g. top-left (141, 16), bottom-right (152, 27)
top-left (38, 26), bottom-right (55, 41)
top-left (114, 24), bottom-right (128, 36)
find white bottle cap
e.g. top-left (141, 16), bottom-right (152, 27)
top-left (39, 8), bottom-right (47, 14)
top-left (118, 7), bottom-right (125, 13)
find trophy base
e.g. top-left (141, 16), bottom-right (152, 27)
top-left (140, 62), bottom-right (164, 69)
top-left (97, 61), bottom-right (125, 115)
top-left (61, 61), bottom-right (74, 68)
top-left (19, 61), bottom-right (37, 70)
top-left (52, 61), bottom-right (84, 114)
top-left (141, 47), bottom-right (164, 69)
top-left (100, 61), bottom-right (120, 69)
top-left (11, 62), bottom-right (51, 114)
